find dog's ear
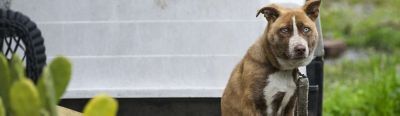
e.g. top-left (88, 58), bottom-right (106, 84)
top-left (256, 4), bottom-right (280, 23)
top-left (303, 0), bottom-right (321, 21)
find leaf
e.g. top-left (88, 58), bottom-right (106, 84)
top-left (0, 54), bottom-right (11, 112)
top-left (48, 56), bottom-right (72, 102)
top-left (37, 67), bottom-right (57, 116)
top-left (9, 78), bottom-right (41, 116)
top-left (0, 97), bottom-right (5, 116)
top-left (83, 94), bottom-right (118, 116)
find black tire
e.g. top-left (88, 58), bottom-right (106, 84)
top-left (0, 9), bottom-right (46, 83)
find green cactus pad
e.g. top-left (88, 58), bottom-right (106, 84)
top-left (10, 54), bottom-right (25, 81)
top-left (40, 109), bottom-right (50, 116)
top-left (37, 68), bottom-right (57, 116)
top-left (83, 94), bottom-right (118, 116)
top-left (0, 54), bottom-right (11, 112)
top-left (49, 56), bottom-right (72, 102)
top-left (0, 97), bottom-right (5, 116)
top-left (10, 78), bottom-right (41, 116)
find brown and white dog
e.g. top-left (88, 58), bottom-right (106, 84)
top-left (221, 0), bottom-right (321, 116)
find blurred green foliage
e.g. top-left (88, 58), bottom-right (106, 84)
top-left (0, 54), bottom-right (118, 116)
top-left (322, 1), bottom-right (400, 114)
top-left (321, 0), bottom-right (400, 51)
top-left (324, 52), bottom-right (400, 115)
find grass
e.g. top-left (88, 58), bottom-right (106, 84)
top-left (323, 53), bottom-right (400, 116)
top-left (320, 0), bottom-right (400, 51)
top-left (318, 0), bottom-right (400, 115)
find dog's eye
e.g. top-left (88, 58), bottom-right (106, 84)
top-left (303, 27), bottom-right (311, 33)
top-left (280, 28), bottom-right (289, 33)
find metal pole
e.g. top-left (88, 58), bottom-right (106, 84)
top-left (306, 15), bottom-right (324, 116)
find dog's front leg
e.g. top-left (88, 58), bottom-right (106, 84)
top-left (238, 71), bottom-right (269, 116)
top-left (241, 100), bottom-right (264, 116)
top-left (240, 90), bottom-right (265, 116)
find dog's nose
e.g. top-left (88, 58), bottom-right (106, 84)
top-left (294, 45), bottom-right (306, 56)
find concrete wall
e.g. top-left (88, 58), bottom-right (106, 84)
top-left (11, 0), bottom-right (306, 98)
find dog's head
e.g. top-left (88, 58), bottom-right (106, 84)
top-left (257, 0), bottom-right (321, 70)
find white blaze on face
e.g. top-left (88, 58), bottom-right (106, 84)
top-left (288, 16), bottom-right (309, 58)
top-left (276, 16), bottom-right (316, 70)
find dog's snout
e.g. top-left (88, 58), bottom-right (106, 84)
top-left (294, 45), bottom-right (306, 55)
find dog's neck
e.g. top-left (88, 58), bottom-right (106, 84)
top-left (247, 34), bottom-right (282, 70)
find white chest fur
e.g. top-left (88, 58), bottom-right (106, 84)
top-left (264, 70), bottom-right (297, 115)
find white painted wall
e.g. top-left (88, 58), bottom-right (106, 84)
top-left (12, 0), bottom-right (307, 98)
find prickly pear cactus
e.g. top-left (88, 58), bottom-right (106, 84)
top-left (83, 94), bottom-right (118, 116)
top-left (9, 78), bottom-right (41, 116)
top-left (9, 55), bottom-right (25, 81)
top-left (0, 54), bottom-right (11, 113)
top-left (0, 98), bottom-right (5, 116)
top-left (0, 54), bottom-right (118, 116)
top-left (48, 57), bottom-right (72, 102)
top-left (37, 68), bottom-right (57, 116)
